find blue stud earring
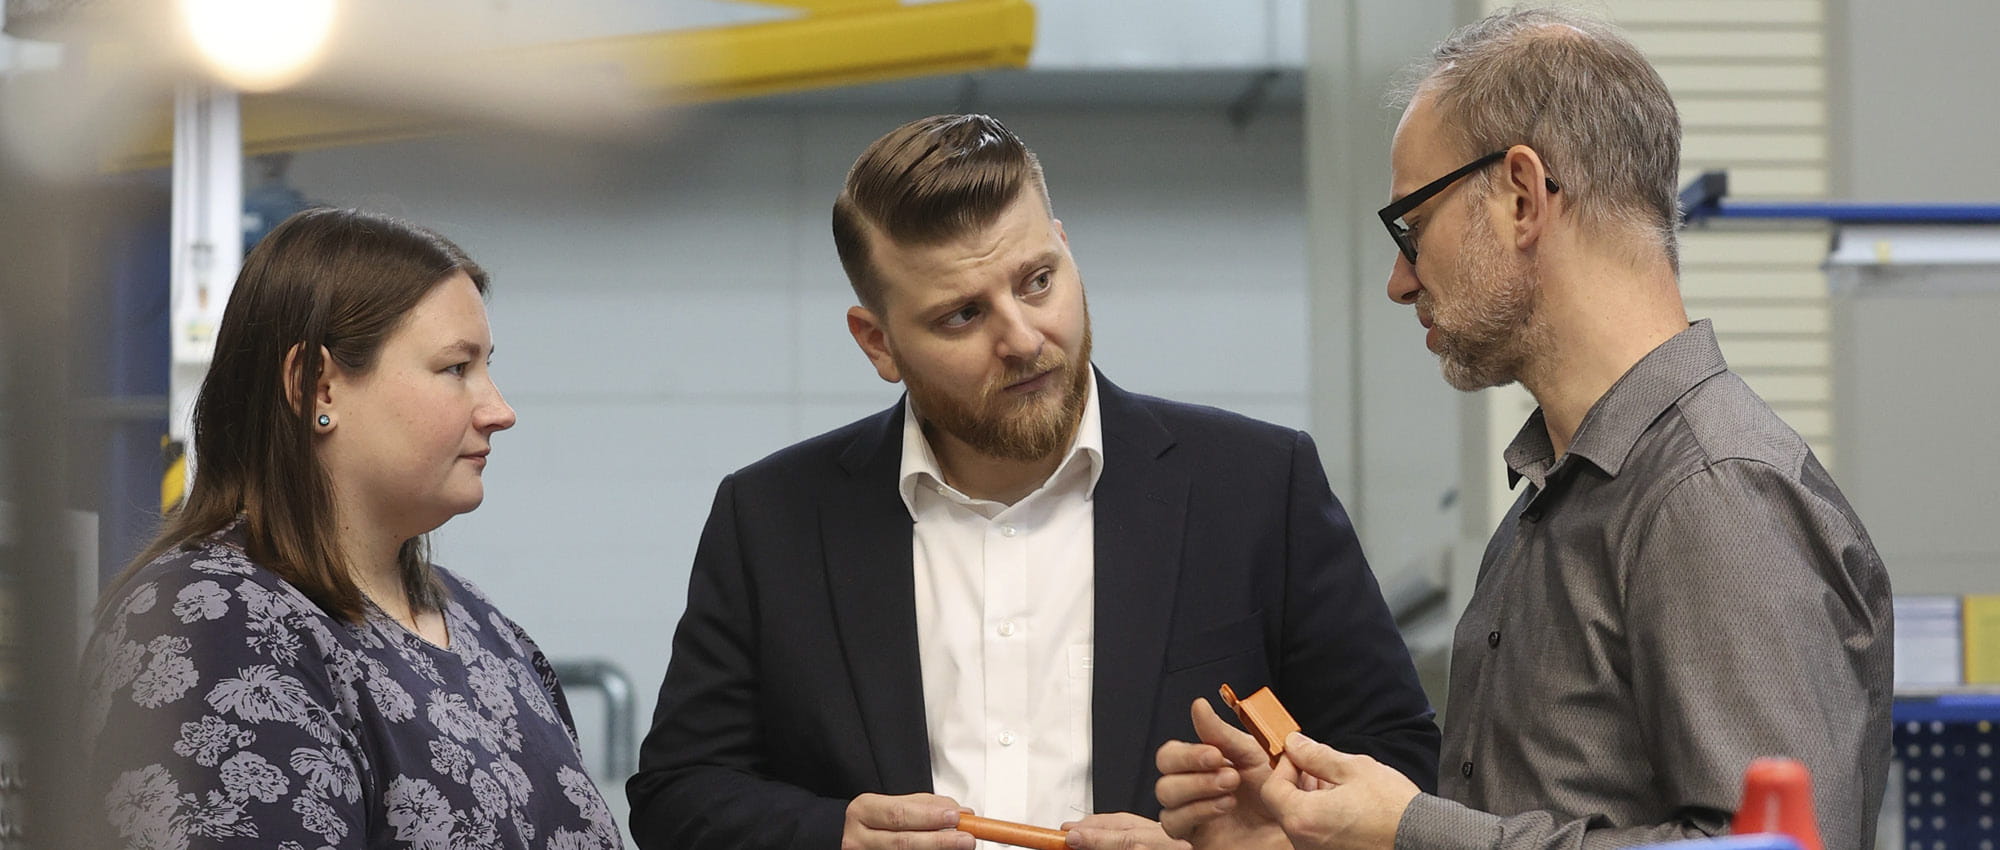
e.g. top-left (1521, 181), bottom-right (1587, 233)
top-left (317, 414), bottom-right (331, 427)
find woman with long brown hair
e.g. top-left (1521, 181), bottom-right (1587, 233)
top-left (81, 208), bottom-right (622, 849)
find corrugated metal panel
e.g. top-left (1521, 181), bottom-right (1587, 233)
top-left (1656, 63), bottom-right (1823, 94)
top-left (1683, 132), bottom-right (1827, 162)
top-left (1683, 167), bottom-right (1830, 197)
top-left (1679, 98), bottom-right (1827, 129)
top-left (1630, 30), bottom-right (1823, 60)
top-left (1681, 271), bottom-right (1828, 299)
top-left (1688, 302), bottom-right (1831, 335)
top-left (1680, 231), bottom-right (1831, 266)
top-left (1649, 0), bottom-right (1835, 465)
top-left (1771, 405), bottom-right (1832, 438)
top-left (1606, 1), bottom-right (1823, 26)
top-left (1713, 337), bottom-right (1832, 369)
top-left (1732, 371), bottom-right (1833, 405)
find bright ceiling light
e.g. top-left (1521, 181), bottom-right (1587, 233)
top-left (178, 0), bottom-right (338, 92)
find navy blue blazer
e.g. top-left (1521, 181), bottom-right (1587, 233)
top-left (627, 373), bottom-right (1440, 849)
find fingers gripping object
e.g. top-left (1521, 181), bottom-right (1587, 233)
top-left (1219, 684), bottom-right (1301, 766)
top-left (956, 814), bottom-right (1070, 850)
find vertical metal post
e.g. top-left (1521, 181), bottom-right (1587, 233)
top-left (168, 82), bottom-right (243, 486)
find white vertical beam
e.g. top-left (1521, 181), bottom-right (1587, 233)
top-left (1306, 0), bottom-right (1467, 590)
top-left (1304, 1), bottom-right (1361, 501)
top-left (168, 82), bottom-right (243, 485)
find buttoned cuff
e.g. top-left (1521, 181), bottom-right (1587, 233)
top-left (1394, 793), bottom-right (1505, 850)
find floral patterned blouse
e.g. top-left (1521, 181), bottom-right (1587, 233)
top-left (81, 523), bottom-right (624, 850)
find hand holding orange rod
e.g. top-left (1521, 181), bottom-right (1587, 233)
top-left (956, 814), bottom-right (1070, 850)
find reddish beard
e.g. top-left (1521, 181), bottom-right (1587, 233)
top-left (903, 325), bottom-right (1094, 463)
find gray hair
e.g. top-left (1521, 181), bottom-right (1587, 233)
top-left (1394, 7), bottom-right (1682, 269)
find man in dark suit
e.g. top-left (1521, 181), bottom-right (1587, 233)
top-left (626, 114), bottom-right (1438, 850)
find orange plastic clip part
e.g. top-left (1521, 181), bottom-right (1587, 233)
top-left (956, 814), bottom-right (1069, 850)
top-left (1220, 683), bottom-right (1301, 766)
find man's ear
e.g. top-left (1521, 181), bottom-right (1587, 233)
top-left (846, 306), bottom-right (901, 384)
top-left (282, 343), bottom-right (340, 420)
top-left (1054, 217), bottom-right (1068, 246)
top-left (1502, 144), bottom-right (1558, 252)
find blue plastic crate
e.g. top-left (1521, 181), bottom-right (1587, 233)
top-left (1894, 695), bottom-right (2000, 850)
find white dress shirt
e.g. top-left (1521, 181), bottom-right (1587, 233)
top-left (898, 372), bottom-right (1104, 838)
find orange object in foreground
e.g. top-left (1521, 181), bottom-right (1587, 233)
top-left (956, 814), bottom-right (1070, 850)
top-left (1220, 683), bottom-right (1302, 765)
top-left (1729, 757), bottom-right (1825, 850)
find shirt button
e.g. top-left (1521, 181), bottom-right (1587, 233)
top-left (999, 731), bottom-right (1016, 747)
top-left (998, 621), bottom-right (1016, 637)
top-left (999, 524), bottom-right (1018, 537)
top-left (1488, 630), bottom-right (1502, 648)
top-left (1461, 761), bottom-right (1474, 777)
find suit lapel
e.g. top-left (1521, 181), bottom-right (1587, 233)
top-left (1089, 376), bottom-right (1189, 813)
top-left (823, 402), bottom-right (934, 794)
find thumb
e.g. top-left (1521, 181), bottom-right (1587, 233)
top-left (1281, 732), bottom-right (1350, 784)
top-left (1192, 698), bottom-right (1269, 770)
top-left (1260, 752), bottom-right (1309, 814)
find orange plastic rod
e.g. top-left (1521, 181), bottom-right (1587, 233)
top-left (956, 814), bottom-right (1070, 850)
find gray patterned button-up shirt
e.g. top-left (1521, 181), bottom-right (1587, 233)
top-left (1396, 320), bottom-right (1893, 850)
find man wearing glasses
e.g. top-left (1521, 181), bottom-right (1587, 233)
top-left (1155, 9), bottom-right (1892, 850)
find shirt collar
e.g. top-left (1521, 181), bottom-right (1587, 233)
top-left (1505, 319), bottom-right (1729, 489)
top-left (897, 369), bottom-right (1105, 518)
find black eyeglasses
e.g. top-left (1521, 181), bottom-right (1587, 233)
top-left (1377, 150), bottom-right (1560, 264)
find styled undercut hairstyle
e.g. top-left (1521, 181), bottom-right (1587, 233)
top-left (1399, 7), bottom-right (1684, 270)
top-left (831, 113), bottom-right (1050, 314)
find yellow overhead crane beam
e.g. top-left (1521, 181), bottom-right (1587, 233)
top-left (106, 0), bottom-right (1035, 171)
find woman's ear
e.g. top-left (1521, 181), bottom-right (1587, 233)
top-left (282, 344), bottom-right (340, 422)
